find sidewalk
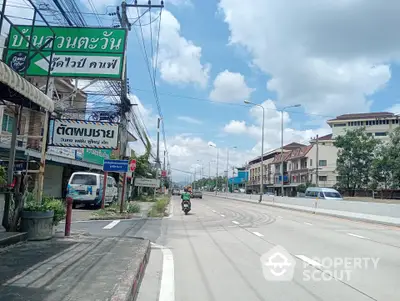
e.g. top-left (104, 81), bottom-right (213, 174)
top-left (0, 234), bottom-right (150, 301)
top-left (207, 193), bottom-right (400, 227)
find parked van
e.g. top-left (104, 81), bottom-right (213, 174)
top-left (67, 172), bottom-right (118, 208)
top-left (305, 187), bottom-right (343, 200)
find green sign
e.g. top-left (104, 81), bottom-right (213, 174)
top-left (83, 149), bottom-right (112, 165)
top-left (6, 26), bottom-right (126, 79)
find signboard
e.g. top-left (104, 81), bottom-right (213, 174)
top-left (103, 159), bottom-right (129, 173)
top-left (82, 149), bottom-right (112, 165)
top-left (161, 170), bottom-right (167, 177)
top-left (130, 159), bottom-right (137, 172)
top-left (47, 146), bottom-right (77, 159)
top-left (6, 26), bottom-right (126, 79)
top-left (0, 161), bottom-right (26, 171)
top-left (49, 119), bottom-right (118, 149)
top-left (135, 178), bottom-right (160, 188)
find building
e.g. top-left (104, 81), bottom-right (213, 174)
top-left (228, 168), bottom-right (248, 191)
top-left (246, 142), bottom-right (305, 194)
top-left (328, 112), bottom-right (400, 141)
top-left (0, 78), bottom-right (112, 198)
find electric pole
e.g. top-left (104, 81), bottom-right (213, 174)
top-left (316, 134), bottom-right (319, 187)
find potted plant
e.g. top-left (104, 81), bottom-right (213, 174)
top-left (21, 194), bottom-right (66, 240)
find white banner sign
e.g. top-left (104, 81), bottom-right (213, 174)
top-left (51, 119), bottom-right (119, 149)
top-left (135, 178), bottom-right (160, 188)
top-left (47, 146), bottom-right (77, 159)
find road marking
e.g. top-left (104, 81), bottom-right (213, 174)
top-left (220, 214), bottom-right (225, 217)
top-left (347, 233), bottom-right (367, 239)
top-left (152, 244), bottom-right (175, 301)
top-left (232, 221), bottom-right (240, 225)
top-left (277, 216), bottom-right (283, 219)
top-left (295, 255), bottom-right (323, 268)
top-left (252, 231), bottom-right (264, 237)
top-left (304, 222), bottom-right (313, 226)
top-left (103, 220), bottom-right (120, 229)
top-left (212, 210), bottom-right (217, 213)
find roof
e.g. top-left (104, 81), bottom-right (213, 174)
top-left (287, 145), bottom-right (313, 160)
top-left (248, 142), bottom-right (306, 165)
top-left (318, 134), bottom-right (333, 141)
top-left (283, 142), bottom-right (306, 149)
top-left (272, 151), bottom-right (292, 163)
top-left (328, 112), bottom-right (395, 122)
top-left (0, 61), bottom-right (54, 112)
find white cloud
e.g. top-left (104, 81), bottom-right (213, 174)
top-left (387, 103), bottom-right (400, 115)
top-left (165, 0), bottom-right (192, 6)
top-left (223, 99), bottom-right (330, 153)
top-left (209, 70), bottom-right (254, 102)
top-left (177, 115), bottom-right (203, 124)
top-left (156, 10), bottom-right (211, 87)
top-left (218, 0), bottom-right (397, 115)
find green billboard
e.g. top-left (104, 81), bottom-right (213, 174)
top-left (6, 26), bottom-right (126, 79)
top-left (82, 149), bottom-right (112, 166)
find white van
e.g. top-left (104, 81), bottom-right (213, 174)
top-left (305, 187), bottom-right (343, 200)
top-left (67, 172), bottom-right (118, 208)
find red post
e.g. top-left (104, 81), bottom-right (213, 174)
top-left (101, 172), bottom-right (108, 209)
top-left (120, 173), bottom-right (127, 213)
top-left (65, 196), bottom-right (73, 236)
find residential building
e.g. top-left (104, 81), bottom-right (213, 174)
top-left (328, 112), bottom-right (400, 141)
top-left (246, 142), bottom-right (305, 194)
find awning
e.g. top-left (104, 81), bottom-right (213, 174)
top-left (0, 61), bottom-right (54, 112)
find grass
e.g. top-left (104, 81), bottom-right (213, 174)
top-left (148, 196), bottom-right (170, 217)
top-left (90, 201), bottom-right (141, 220)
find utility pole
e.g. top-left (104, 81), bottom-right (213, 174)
top-left (316, 134), bottom-right (319, 187)
top-left (216, 148), bottom-right (219, 193)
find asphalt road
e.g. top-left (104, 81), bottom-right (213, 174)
top-left (65, 195), bottom-right (400, 301)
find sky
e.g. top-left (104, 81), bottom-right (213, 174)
top-left (4, 0), bottom-right (400, 182)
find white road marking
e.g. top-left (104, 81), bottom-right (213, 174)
top-left (220, 214), bottom-right (225, 217)
top-left (304, 222), bottom-right (313, 226)
top-left (277, 216), bottom-right (283, 219)
top-left (103, 220), bottom-right (120, 229)
top-left (295, 255), bottom-right (323, 268)
top-left (232, 221), bottom-right (240, 225)
top-left (152, 243), bottom-right (175, 301)
top-left (347, 233), bottom-right (367, 239)
top-left (252, 231), bottom-right (264, 237)
top-left (212, 210), bottom-right (217, 213)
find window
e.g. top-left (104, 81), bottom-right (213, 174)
top-left (309, 159), bottom-right (312, 167)
top-left (319, 160), bottom-right (327, 167)
top-left (334, 123), bottom-right (346, 127)
top-left (2, 114), bottom-right (14, 133)
top-left (319, 176), bottom-right (327, 181)
top-left (375, 132), bottom-right (387, 137)
top-left (70, 174), bottom-right (97, 185)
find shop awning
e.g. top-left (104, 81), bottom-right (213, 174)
top-left (0, 61), bottom-right (54, 112)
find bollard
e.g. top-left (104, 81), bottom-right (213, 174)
top-left (65, 196), bottom-right (73, 236)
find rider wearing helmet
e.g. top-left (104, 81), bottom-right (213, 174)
top-left (181, 187), bottom-right (192, 210)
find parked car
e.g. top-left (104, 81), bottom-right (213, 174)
top-left (192, 190), bottom-right (203, 199)
top-left (67, 172), bottom-right (117, 208)
top-left (305, 187), bottom-right (343, 200)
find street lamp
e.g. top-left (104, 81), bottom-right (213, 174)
top-left (226, 146), bottom-right (237, 196)
top-left (280, 104), bottom-right (301, 196)
top-left (209, 143), bottom-right (218, 194)
top-left (244, 100), bottom-right (265, 203)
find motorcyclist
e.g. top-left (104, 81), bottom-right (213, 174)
top-left (181, 187), bottom-right (191, 210)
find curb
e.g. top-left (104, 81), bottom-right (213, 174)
top-left (208, 194), bottom-right (400, 228)
top-left (110, 239), bottom-right (151, 301)
top-left (0, 232), bottom-right (27, 248)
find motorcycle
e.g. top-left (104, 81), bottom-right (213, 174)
top-left (182, 200), bottom-right (191, 215)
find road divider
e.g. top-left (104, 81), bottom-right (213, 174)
top-left (204, 192), bottom-right (400, 227)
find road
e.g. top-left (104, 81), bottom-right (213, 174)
top-left (68, 194), bottom-right (400, 300)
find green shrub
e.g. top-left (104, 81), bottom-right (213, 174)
top-left (23, 193), bottom-right (66, 225)
top-left (127, 202), bottom-right (140, 213)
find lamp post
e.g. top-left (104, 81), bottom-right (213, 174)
top-left (209, 143), bottom-right (218, 194)
top-left (280, 104), bottom-right (301, 196)
top-left (244, 100), bottom-right (265, 203)
top-left (226, 146), bottom-right (237, 196)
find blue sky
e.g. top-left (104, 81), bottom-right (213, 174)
top-left (6, 0), bottom-right (400, 181)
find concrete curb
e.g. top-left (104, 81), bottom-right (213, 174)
top-left (0, 232), bottom-right (27, 248)
top-left (208, 194), bottom-right (400, 228)
top-left (110, 239), bottom-right (151, 301)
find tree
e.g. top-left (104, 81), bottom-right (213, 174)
top-left (386, 127), bottom-right (400, 189)
top-left (130, 136), bottom-right (155, 178)
top-left (334, 127), bottom-right (379, 195)
top-left (370, 144), bottom-right (392, 190)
